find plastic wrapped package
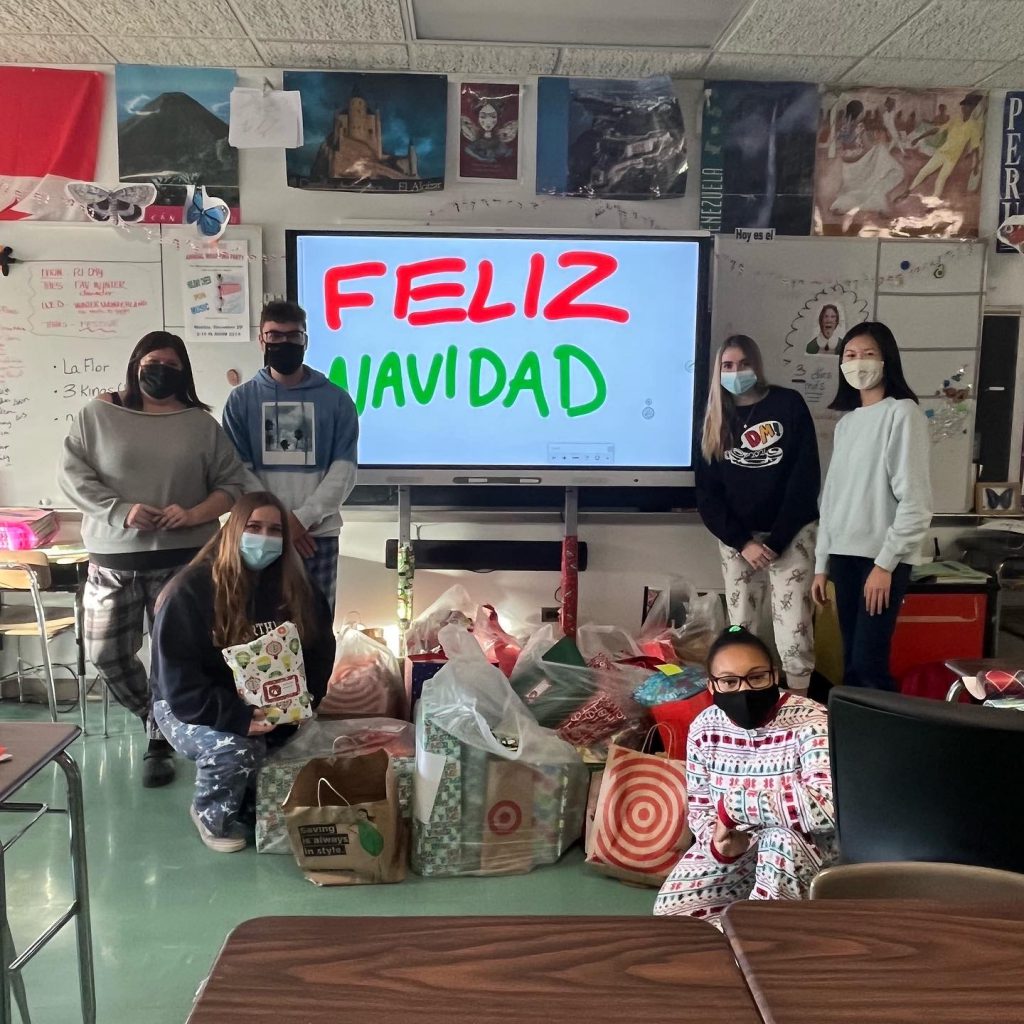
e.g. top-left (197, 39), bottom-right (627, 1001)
top-left (412, 625), bottom-right (588, 877)
top-left (639, 578), bottom-right (725, 666)
top-left (473, 603), bottom-right (524, 678)
top-left (256, 717), bottom-right (415, 854)
top-left (405, 584), bottom-right (476, 654)
top-left (320, 627), bottom-right (405, 718)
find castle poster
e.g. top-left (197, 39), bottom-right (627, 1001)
top-left (115, 64), bottom-right (239, 223)
top-left (285, 72), bottom-right (447, 193)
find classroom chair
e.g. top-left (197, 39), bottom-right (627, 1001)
top-left (810, 861), bottom-right (1024, 901)
top-left (0, 550), bottom-right (76, 724)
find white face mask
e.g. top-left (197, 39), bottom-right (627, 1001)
top-left (721, 369), bottom-right (759, 396)
top-left (841, 358), bottom-right (884, 391)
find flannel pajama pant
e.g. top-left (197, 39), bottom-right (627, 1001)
top-left (84, 562), bottom-right (182, 739)
top-left (153, 700), bottom-right (268, 839)
top-left (303, 535), bottom-right (339, 614)
top-left (653, 827), bottom-right (833, 926)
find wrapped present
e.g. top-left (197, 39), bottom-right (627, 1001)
top-left (556, 693), bottom-right (627, 746)
top-left (256, 757), bottom-right (305, 854)
top-left (222, 622), bottom-right (312, 726)
top-left (405, 655), bottom-right (447, 720)
top-left (411, 705), bottom-right (464, 876)
top-left (321, 627), bottom-right (404, 718)
top-left (633, 665), bottom-right (708, 708)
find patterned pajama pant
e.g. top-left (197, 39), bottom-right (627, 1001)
top-left (719, 523), bottom-right (817, 690)
top-left (653, 827), bottom-right (832, 926)
top-left (84, 563), bottom-right (181, 739)
top-left (303, 535), bottom-right (339, 615)
top-left (153, 700), bottom-right (268, 839)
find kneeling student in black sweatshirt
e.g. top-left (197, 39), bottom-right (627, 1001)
top-left (151, 491), bottom-right (335, 853)
top-left (696, 335), bottom-right (820, 694)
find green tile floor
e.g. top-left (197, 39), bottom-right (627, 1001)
top-left (0, 699), bottom-right (652, 1024)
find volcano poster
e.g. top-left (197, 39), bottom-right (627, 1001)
top-left (115, 65), bottom-right (239, 223)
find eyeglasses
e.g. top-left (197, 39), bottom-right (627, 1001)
top-left (709, 669), bottom-right (775, 693)
top-left (262, 330), bottom-right (307, 345)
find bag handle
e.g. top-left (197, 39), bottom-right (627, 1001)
top-left (317, 777), bottom-right (351, 808)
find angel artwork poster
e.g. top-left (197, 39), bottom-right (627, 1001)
top-left (458, 82), bottom-right (520, 181)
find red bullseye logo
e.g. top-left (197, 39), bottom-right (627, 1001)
top-left (593, 754), bottom-right (687, 876)
top-left (487, 800), bottom-right (523, 836)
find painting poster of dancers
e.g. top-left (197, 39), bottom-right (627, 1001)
top-left (814, 87), bottom-right (986, 238)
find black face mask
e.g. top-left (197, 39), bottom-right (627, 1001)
top-left (713, 685), bottom-right (781, 731)
top-left (139, 363), bottom-right (184, 401)
top-left (264, 342), bottom-right (305, 376)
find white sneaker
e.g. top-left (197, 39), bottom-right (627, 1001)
top-left (190, 804), bottom-right (246, 853)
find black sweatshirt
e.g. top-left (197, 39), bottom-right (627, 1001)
top-left (695, 386), bottom-right (820, 554)
top-left (151, 562), bottom-right (335, 739)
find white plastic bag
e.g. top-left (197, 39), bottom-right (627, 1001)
top-left (405, 584), bottom-right (476, 654)
top-left (321, 627), bottom-right (404, 718)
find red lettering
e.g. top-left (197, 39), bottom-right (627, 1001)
top-left (542, 251), bottom-right (629, 323)
top-left (395, 258), bottom-right (468, 327)
top-left (524, 253), bottom-right (544, 319)
top-left (743, 429), bottom-right (761, 449)
top-left (467, 259), bottom-right (515, 324)
top-left (324, 262), bottom-right (386, 330)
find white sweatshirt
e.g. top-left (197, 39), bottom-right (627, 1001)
top-left (816, 397), bottom-right (932, 575)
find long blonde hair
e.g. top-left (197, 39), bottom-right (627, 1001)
top-left (191, 491), bottom-right (317, 648)
top-left (700, 335), bottom-right (767, 462)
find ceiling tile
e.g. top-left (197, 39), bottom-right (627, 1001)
top-left (409, 43), bottom-right (557, 74)
top-left (975, 63), bottom-right (1024, 89)
top-left (243, 0), bottom-right (404, 42)
top-left (0, 33), bottom-right (114, 63)
top-left (558, 47), bottom-right (708, 78)
top-left (720, 0), bottom-right (925, 56)
top-left (262, 41), bottom-right (409, 70)
top-left (876, 0), bottom-right (1024, 62)
top-left (6, 0), bottom-right (83, 33)
top-left (704, 52), bottom-right (853, 83)
top-left (842, 57), bottom-right (1005, 89)
top-left (411, 0), bottom-right (744, 48)
top-left (60, 0), bottom-right (246, 37)
top-left (104, 36), bottom-right (262, 67)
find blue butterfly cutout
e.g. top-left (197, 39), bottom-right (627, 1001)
top-left (185, 187), bottom-right (230, 238)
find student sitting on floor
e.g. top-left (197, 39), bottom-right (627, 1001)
top-left (653, 626), bottom-right (837, 924)
top-left (150, 491), bottom-right (335, 853)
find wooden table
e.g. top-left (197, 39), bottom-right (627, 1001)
top-left (187, 915), bottom-right (761, 1024)
top-left (0, 723), bottom-right (94, 1024)
top-left (723, 900), bottom-right (1024, 1024)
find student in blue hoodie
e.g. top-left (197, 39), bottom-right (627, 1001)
top-left (223, 300), bottom-right (359, 612)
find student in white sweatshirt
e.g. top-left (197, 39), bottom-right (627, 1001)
top-left (811, 322), bottom-right (931, 691)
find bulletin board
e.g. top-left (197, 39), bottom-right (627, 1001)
top-left (0, 221), bottom-right (263, 508)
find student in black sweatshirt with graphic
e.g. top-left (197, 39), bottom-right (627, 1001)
top-left (696, 335), bottom-right (820, 694)
top-left (151, 491), bottom-right (334, 853)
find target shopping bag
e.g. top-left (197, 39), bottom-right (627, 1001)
top-left (585, 743), bottom-right (692, 887)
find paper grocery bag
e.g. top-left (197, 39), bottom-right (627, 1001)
top-left (478, 759), bottom-right (537, 875)
top-left (282, 749), bottom-right (406, 885)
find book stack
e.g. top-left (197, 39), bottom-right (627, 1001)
top-left (0, 508), bottom-right (59, 550)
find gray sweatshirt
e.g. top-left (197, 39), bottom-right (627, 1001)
top-left (59, 401), bottom-right (249, 558)
top-left (816, 397), bottom-right (932, 574)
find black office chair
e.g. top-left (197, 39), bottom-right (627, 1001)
top-left (828, 686), bottom-right (1024, 872)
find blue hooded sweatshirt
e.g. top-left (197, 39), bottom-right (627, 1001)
top-left (222, 367), bottom-right (359, 537)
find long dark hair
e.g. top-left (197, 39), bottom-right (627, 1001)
top-left (122, 331), bottom-right (210, 411)
top-left (828, 321), bottom-right (918, 412)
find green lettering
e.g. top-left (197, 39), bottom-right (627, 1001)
top-left (554, 344), bottom-right (606, 418)
top-left (371, 351), bottom-right (406, 410)
top-left (503, 351), bottom-right (549, 417)
top-left (469, 348), bottom-right (506, 407)
top-left (444, 344), bottom-right (457, 399)
top-left (328, 356), bottom-right (372, 414)
top-left (407, 352), bottom-right (444, 405)
top-left (328, 357), bottom-right (348, 392)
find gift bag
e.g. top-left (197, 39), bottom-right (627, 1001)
top-left (639, 578), bottom-right (724, 666)
top-left (222, 622), bottom-right (312, 725)
top-left (585, 743), bottom-right (691, 886)
top-left (320, 627), bottom-right (404, 718)
top-left (283, 749), bottom-right (406, 885)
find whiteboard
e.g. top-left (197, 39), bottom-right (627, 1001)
top-left (0, 221), bottom-right (263, 508)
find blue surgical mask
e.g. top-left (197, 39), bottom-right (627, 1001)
top-left (239, 532), bottom-right (283, 571)
top-left (721, 369), bottom-right (758, 395)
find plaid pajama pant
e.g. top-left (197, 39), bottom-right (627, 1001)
top-left (303, 535), bottom-right (339, 614)
top-left (84, 562), bottom-right (183, 738)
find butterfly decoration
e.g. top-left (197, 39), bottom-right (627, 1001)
top-left (985, 488), bottom-right (1014, 511)
top-left (0, 246), bottom-right (16, 277)
top-left (184, 185), bottom-right (230, 241)
top-left (65, 182), bottom-right (157, 226)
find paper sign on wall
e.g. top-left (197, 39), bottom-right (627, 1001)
top-left (181, 240), bottom-right (249, 342)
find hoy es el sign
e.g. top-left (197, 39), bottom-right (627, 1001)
top-left (324, 251), bottom-right (629, 418)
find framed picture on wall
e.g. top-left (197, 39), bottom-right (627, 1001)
top-left (974, 482), bottom-right (1022, 515)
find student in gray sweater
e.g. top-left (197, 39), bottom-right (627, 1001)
top-left (59, 331), bottom-right (250, 787)
top-left (811, 322), bottom-right (932, 691)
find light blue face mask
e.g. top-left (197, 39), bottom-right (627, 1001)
top-left (239, 532), bottom-right (283, 571)
top-left (721, 368), bottom-right (759, 396)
